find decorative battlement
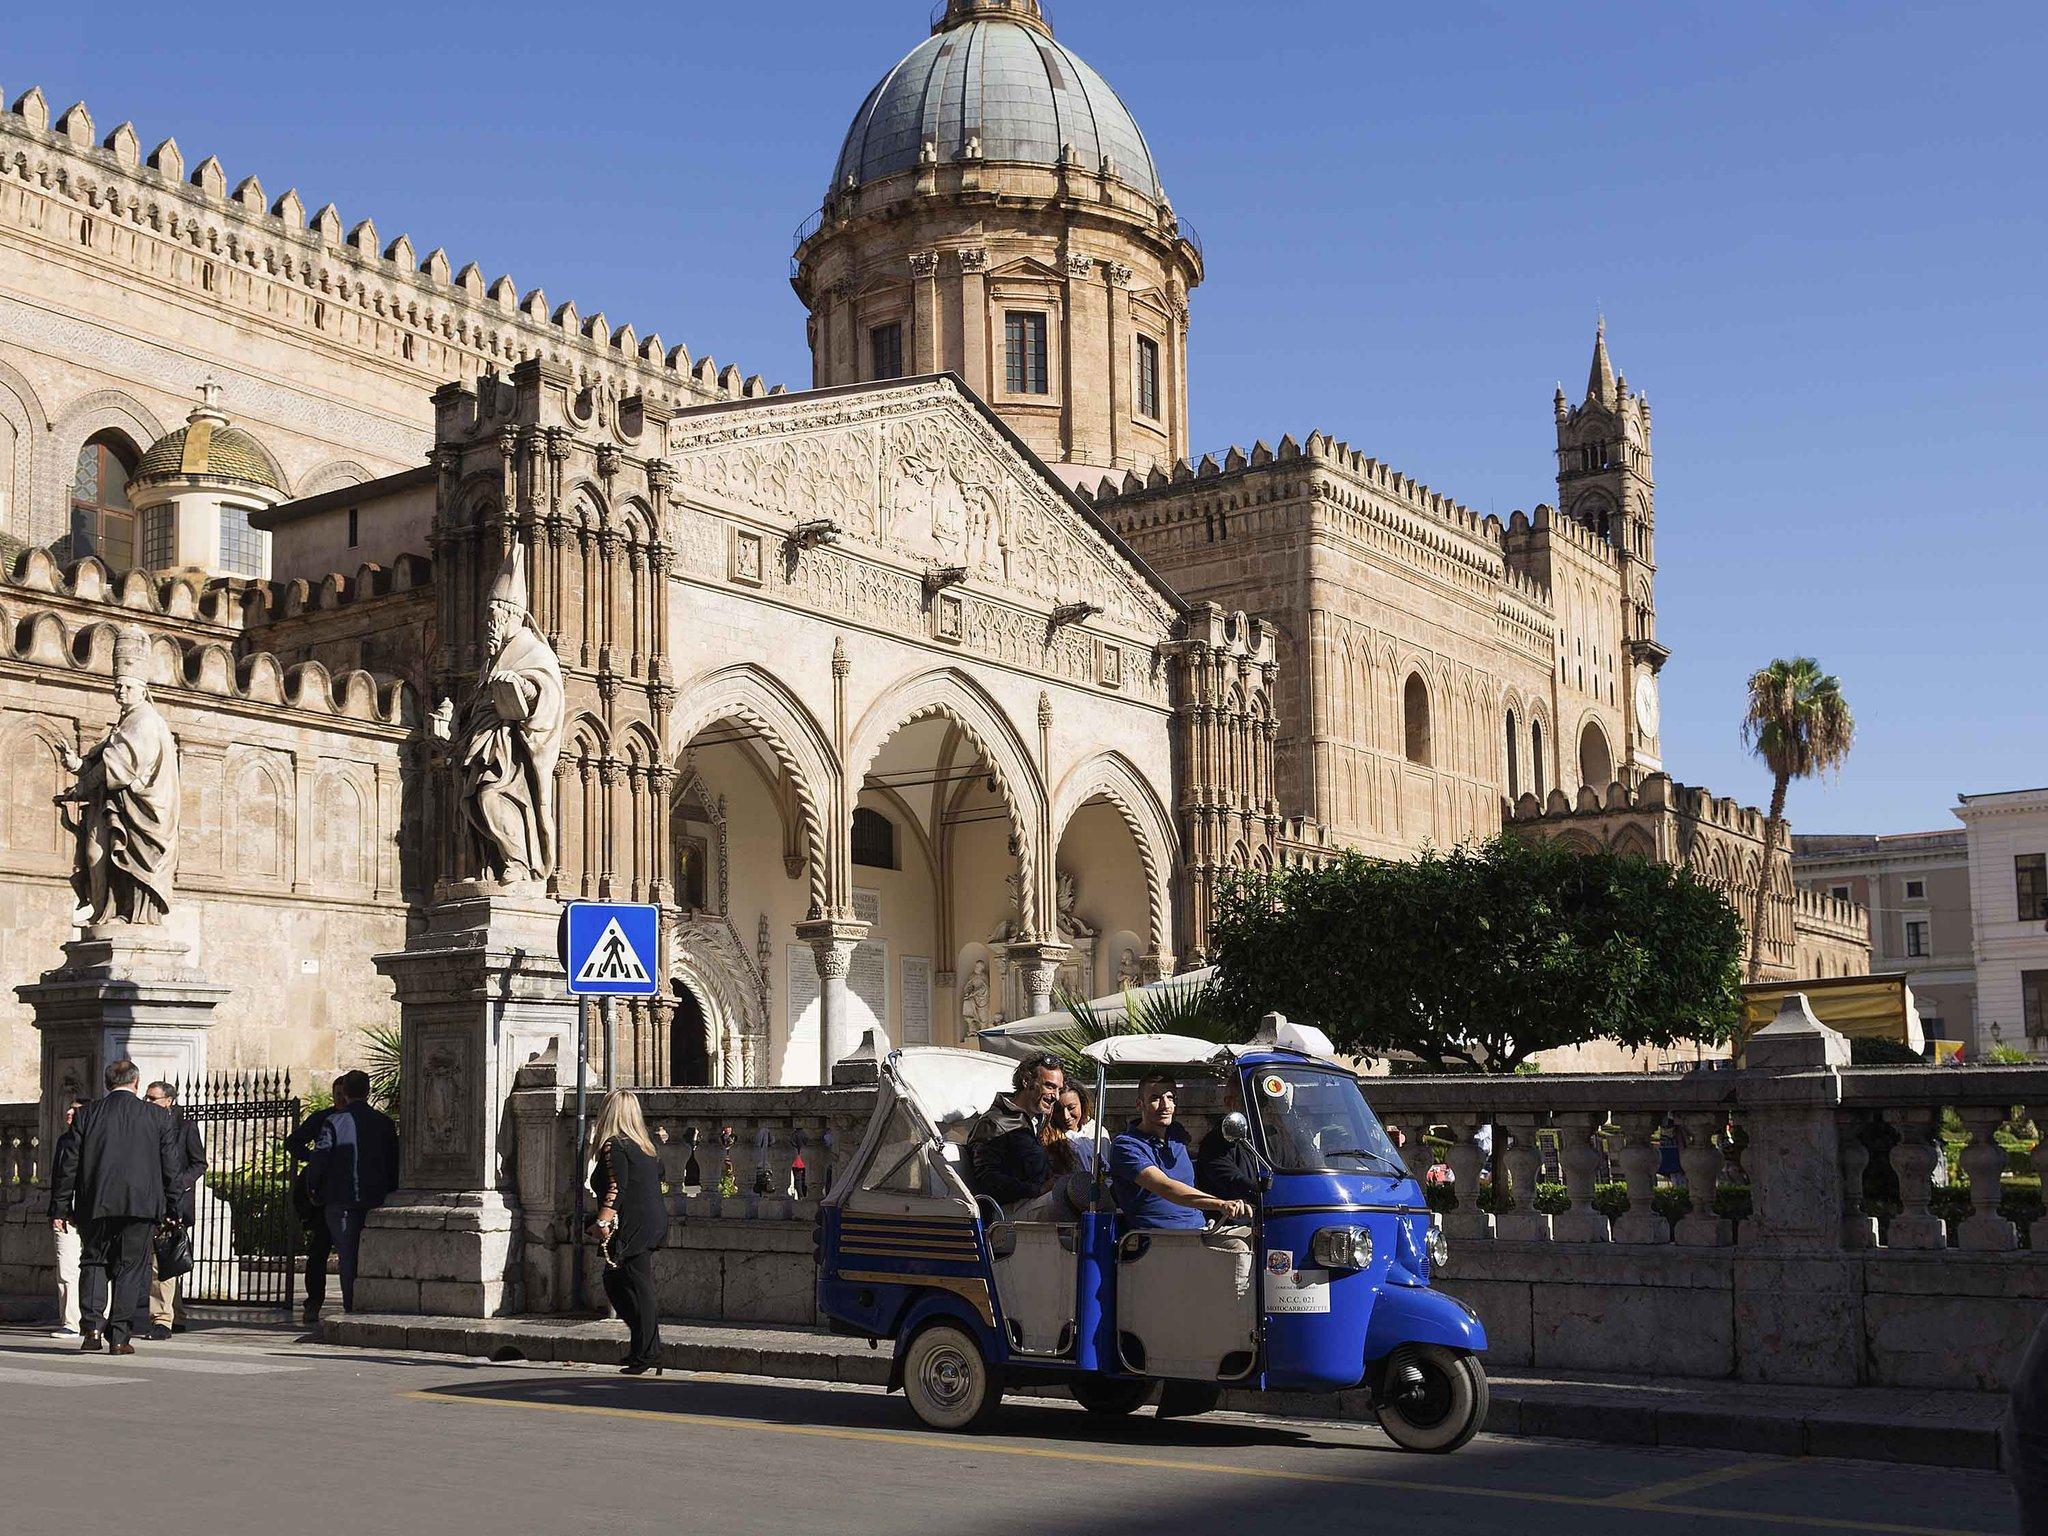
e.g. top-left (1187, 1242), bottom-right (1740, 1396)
top-left (1794, 884), bottom-right (1870, 935)
top-left (1, 87), bottom-right (780, 407)
top-left (1503, 773), bottom-right (1772, 840)
top-left (0, 546), bottom-right (413, 725)
top-left (1174, 602), bottom-right (1277, 669)
top-left (1502, 503), bottom-right (1621, 571)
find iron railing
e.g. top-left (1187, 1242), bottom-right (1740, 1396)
top-left (173, 1069), bottom-right (302, 1309)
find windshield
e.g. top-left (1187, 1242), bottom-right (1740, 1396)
top-left (1249, 1066), bottom-right (1406, 1177)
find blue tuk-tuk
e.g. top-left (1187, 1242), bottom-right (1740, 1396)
top-left (816, 1015), bottom-right (1489, 1451)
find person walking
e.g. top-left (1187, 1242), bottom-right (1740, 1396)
top-left (140, 1080), bottom-right (206, 1339)
top-left (287, 1079), bottom-right (341, 1327)
top-left (50, 1059), bottom-right (179, 1355)
top-left (45, 1096), bottom-right (87, 1340)
top-left (585, 1090), bottom-right (669, 1375)
top-left (2009, 1307), bottom-right (2048, 1534)
top-left (306, 1070), bottom-right (399, 1313)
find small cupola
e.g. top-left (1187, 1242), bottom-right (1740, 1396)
top-left (128, 380), bottom-right (285, 578)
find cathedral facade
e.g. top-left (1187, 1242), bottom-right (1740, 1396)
top-left (0, 0), bottom-right (1865, 1099)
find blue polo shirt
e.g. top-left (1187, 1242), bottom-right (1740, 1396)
top-left (1108, 1122), bottom-right (1206, 1231)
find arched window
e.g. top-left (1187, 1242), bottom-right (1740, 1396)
top-left (1504, 711), bottom-right (1520, 801)
top-left (1402, 674), bottom-right (1431, 767)
top-left (852, 806), bottom-right (897, 870)
top-left (1579, 720), bottom-right (1613, 789)
top-left (68, 434), bottom-right (137, 568)
top-left (1531, 721), bottom-right (1546, 800)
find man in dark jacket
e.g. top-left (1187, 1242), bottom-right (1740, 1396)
top-left (287, 1080), bottom-right (341, 1326)
top-left (51, 1059), bottom-right (179, 1353)
top-left (141, 1080), bottom-right (205, 1338)
top-left (965, 1054), bottom-right (1092, 1220)
top-left (306, 1070), bottom-right (399, 1312)
top-left (2009, 1307), bottom-right (2048, 1534)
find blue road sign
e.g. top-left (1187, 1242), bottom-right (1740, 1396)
top-left (561, 902), bottom-right (661, 997)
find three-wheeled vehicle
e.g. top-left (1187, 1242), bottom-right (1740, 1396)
top-left (816, 1015), bottom-right (1489, 1451)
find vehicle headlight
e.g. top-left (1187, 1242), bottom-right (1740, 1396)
top-left (1310, 1225), bottom-right (1373, 1271)
top-left (1426, 1223), bottom-right (1449, 1271)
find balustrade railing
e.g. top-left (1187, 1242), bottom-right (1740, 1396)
top-left (1, 1103), bottom-right (41, 1203)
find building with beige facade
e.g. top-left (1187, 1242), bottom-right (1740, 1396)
top-left (1954, 788), bottom-right (2048, 1058)
top-left (0, 0), bottom-right (1865, 1100)
top-left (1794, 829), bottom-right (1976, 1046)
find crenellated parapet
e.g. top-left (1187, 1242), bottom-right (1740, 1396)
top-left (1503, 773), bottom-right (1871, 983)
top-left (0, 84), bottom-right (779, 427)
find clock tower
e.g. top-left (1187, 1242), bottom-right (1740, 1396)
top-left (1555, 319), bottom-right (1667, 779)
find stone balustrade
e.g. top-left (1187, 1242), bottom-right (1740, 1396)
top-left (486, 1013), bottom-right (2048, 1392)
top-left (0, 1102), bottom-right (39, 1201)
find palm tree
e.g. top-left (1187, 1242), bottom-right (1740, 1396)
top-left (1038, 975), bottom-right (1235, 1079)
top-left (1741, 657), bottom-right (1855, 981)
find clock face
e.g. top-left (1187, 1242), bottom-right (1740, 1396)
top-left (1634, 668), bottom-right (1661, 737)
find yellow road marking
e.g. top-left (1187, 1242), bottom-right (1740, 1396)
top-left (401, 1387), bottom-right (1999, 1536)
top-left (1605, 1458), bottom-right (1776, 1506)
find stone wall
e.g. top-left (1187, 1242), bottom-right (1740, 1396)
top-left (0, 549), bottom-right (417, 1098)
top-left (0, 85), bottom-right (766, 553)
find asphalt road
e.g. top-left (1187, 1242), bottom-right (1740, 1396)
top-left (0, 1320), bottom-right (2025, 1536)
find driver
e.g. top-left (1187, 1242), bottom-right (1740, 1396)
top-left (1109, 1071), bottom-right (1253, 1231)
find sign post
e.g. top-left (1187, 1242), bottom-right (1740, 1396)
top-left (558, 902), bottom-right (661, 1314)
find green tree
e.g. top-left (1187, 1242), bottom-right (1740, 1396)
top-left (1210, 837), bottom-right (1743, 1073)
top-left (1741, 657), bottom-right (1855, 982)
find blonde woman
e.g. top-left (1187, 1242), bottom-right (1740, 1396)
top-left (586, 1090), bottom-right (668, 1374)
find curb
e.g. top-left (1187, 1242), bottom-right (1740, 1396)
top-left (319, 1315), bottom-right (2007, 1471)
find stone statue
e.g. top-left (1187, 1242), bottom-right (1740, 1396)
top-left (1117, 947), bottom-right (1141, 991)
top-left (54, 626), bottom-right (181, 926)
top-left (960, 959), bottom-right (991, 1034)
top-left (1054, 870), bottom-right (1096, 946)
top-left (436, 546), bottom-right (565, 885)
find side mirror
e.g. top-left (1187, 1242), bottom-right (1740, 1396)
top-left (1221, 1112), bottom-right (1251, 1145)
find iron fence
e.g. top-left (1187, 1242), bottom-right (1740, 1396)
top-left (172, 1070), bottom-right (302, 1309)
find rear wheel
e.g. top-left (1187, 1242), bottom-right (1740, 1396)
top-left (903, 1322), bottom-right (1004, 1432)
top-left (1070, 1377), bottom-right (1152, 1417)
top-left (1375, 1346), bottom-right (1488, 1454)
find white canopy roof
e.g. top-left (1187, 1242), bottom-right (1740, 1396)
top-left (890, 1047), bottom-right (1015, 1130)
top-left (1079, 1033), bottom-right (1232, 1068)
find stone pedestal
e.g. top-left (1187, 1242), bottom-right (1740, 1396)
top-left (355, 884), bottom-right (575, 1318)
top-left (1732, 992), bottom-right (1862, 1385)
top-left (15, 927), bottom-right (226, 1146)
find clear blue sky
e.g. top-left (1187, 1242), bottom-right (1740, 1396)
top-left (10, 2), bottom-right (2042, 833)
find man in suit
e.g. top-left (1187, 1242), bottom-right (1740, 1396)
top-left (50, 1059), bottom-right (179, 1354)
top-left (306, 1070), bottom-right (399, 1313)
top-left (287, 1078), bottom-right (342, 1327)
top-left (45, 1096), bottom-right (87, 1339)
top-left (141, 1080), bottom-right (206, 1339)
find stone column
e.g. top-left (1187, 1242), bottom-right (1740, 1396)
top-left (353, 885), bottom-right (579, 1318)
top-left (17, 929), bottom-right (227, 1149)
top-left (1006, 942), bottom-right (1072, 1017)
top-left (797, 917), bottom-right (869, 1080)
top-left (958, 249), bottom-right (990, 399)
top-left (1731, 993), bottom-right (1860, 1386)
top-left (909, 251), bottom-right (941, 374)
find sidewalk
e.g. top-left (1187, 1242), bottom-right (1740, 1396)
top-left (320, 1312), bottom-right (2013, 1471)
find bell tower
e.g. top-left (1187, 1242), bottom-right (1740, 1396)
top-left (1555, 319), bottom-right (1667, 777)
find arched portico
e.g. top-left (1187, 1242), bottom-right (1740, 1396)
top-left (1051, 751), bottom-right (1177, 979)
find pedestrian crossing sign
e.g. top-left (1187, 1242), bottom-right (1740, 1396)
top-left (561, 902), bottom-right (661, 997)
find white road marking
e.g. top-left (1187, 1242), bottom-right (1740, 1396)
top-left (0, 1364), bottom-right (146, 1385)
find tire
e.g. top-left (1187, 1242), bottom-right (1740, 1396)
top-left (1070, 1377), bottom-right (1152, 1417)
top-left (903, 1322), bottom-right (1004, 1432)
top-left (1375, 1346), bottom-right (1488, 1454)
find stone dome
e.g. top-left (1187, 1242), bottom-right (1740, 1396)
top-left (833, 3), bottom-right (1165, 202)
top-left (134, 395), bottom-right (281, 495)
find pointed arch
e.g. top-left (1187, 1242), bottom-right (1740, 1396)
top-left (672, 664), bottom-right (838, 919)
top-left (1051, 750), bottom-right (1178, 956)
top-left (850, 668), bottom-right (1046, 932)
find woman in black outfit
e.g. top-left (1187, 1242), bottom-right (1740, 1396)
top-left (586, 1090), bottom-right (669, 1375)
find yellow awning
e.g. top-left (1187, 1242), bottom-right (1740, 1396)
top-left (1741, 973), bottom-right (1923, 1052)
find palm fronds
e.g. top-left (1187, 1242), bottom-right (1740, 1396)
top-left (1035, 974), bottom-right (1234, 1078)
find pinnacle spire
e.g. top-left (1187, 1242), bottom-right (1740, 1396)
top-left (935, 0), bottom-right (1050, 35)
top-left (1585, 315), bottom-right (1616, 407)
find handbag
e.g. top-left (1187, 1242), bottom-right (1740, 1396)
top-left (154, 1218), bottom-right (194, 1281)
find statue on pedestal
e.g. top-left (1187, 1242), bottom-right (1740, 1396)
top-left (54, 626), bottom-right (180, 926)
top-left (434, 547), bottom-right (565, 886)
top-left (960, 959), bottom-right (991, 1035)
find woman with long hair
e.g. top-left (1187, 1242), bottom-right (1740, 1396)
top-left (586, 1090), bottom-right (669, 1375)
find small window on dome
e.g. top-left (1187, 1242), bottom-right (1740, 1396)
top-left (1005, 312), bottom-right (1049, 396)
top-left (1136, 335), bottom-right (1161, 421)
top-left (870, 322), bottom-right (904, 382)
top-left (218, 504), bottom-right (264, 578)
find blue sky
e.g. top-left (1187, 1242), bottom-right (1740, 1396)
top-left (9, 1), bottom-right (2042, 833)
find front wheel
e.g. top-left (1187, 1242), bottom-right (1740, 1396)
top-left (903, 1322), bottom-right (1004, 1432)
top-left (1375, 1346), bottom-right (1488, 1454)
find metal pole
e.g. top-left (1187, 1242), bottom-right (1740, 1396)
top-left (572, 995), bottom-right (590, 1313)
top-left (604, 995), bottom-right (618, 1090)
